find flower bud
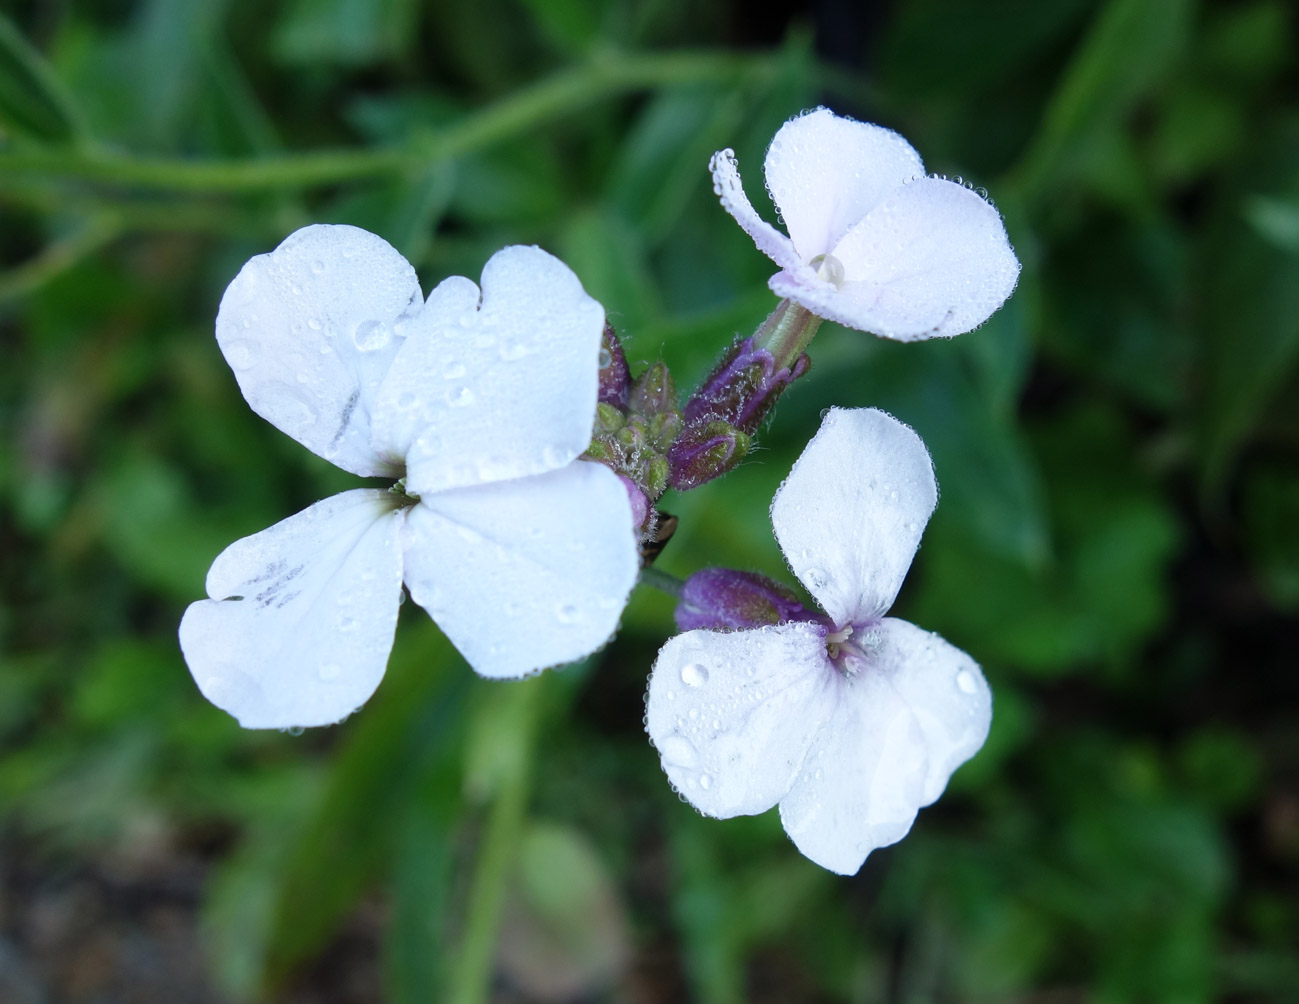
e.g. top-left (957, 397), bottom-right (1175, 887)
top-left (675, 568), bottom-right (816, 632)
top-left (630, 361), bottom-right (677, 417)
top-left (666, 420), bottom-right (749, 491)
top-left (682, 336), bottom-right (810, 434)
top-left (598, 322), bottom-right (631, 409)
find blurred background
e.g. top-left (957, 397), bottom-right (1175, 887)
top-left (1, 0), bottom-right (1297, 1001)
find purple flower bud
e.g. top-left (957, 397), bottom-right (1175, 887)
top-left (598, 322), bottom-right (631, 409)
top-left (682, 336), bottom-right (810, 433)
top-left (666, 420), bottom-right (749, 491)
top-left (675, 568), bottom-right (818, 632)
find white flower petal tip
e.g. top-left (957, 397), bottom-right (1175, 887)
top-left (713, 108), bottom-right (1019, 340)
top-left (178, 490), bottom-right (406, 729)
top-left (216, 224), bottom-right (422, 477)
top-left (187, 231), bottom-right (638, 728)
top-left (373, 244), bottom-right (607, 497)
top-left (646, 407), bottom-right (991, 875)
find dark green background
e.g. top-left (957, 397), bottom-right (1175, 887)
top-left (1, 0), bottom-right (1296, 1000)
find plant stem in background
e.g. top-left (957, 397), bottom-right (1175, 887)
top-left (0, 50), bottom-right (773, 193)
top-left (447, 678), bottom-right (546, 1004)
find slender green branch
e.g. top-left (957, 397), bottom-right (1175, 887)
top-left (0, 50), bottom-right (771, 193)
top-left (0, 216), bottom-right (121, 304)
top-left (640, 565), bottom-right (685, 598)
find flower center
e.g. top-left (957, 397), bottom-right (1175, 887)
top-left (809, 253), bottom-right (846, 289)
top-left (388, 477), bottom-right (421, 507)
top-left (824, 622), bottom-right (877, 677)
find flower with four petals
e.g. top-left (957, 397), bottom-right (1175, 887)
top-left (645, 407), bottom-right (991, 875)
top-left (179, 225), bottom-right (639, 729)
top-left (710, 107), bottom-right (1020, 340)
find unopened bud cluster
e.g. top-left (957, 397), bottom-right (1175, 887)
top-left (584, 320), bottom-right (812, 550)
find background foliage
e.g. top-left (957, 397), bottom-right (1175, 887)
top-left (1, 0), bottom-right (1297, 1001)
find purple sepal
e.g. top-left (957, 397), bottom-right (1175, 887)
top-left (598, 322), bottom-right (631, 409)
top-left (675, 568), bottom-right (819, 632)
top-left (682, 336), bottom-right (810, 433)
top-left (666, 421), bottom-right (749, 491)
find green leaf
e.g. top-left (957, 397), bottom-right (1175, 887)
top-left (0, 13), bottom-right (85, 144)
top-left (259, 624), bottom-right (467, 989)
top-left (1015, 0), bottom-right (1192, 202)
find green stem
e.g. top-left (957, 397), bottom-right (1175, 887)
top-left (0, 216), bottom-right (121, 304)
top-left (0, 50), bottom-right (771, 193)
top-left (751, 298), bottom-right (822, 372)
top-left (448, 678), bottom-right (545, 1004)
top-left (640, 565), bottom-right (685, 598)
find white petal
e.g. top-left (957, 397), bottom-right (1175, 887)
top-left (178, 489), bottom-right (406, 729)
top-left (372, 246), bottom-right (606, 496)
top-left (401, 461), bottom-right (637, 678)
top-left (646, 622), bottom-right (838, 819)
top-left (764, 108), bottom-right (925, 262)
top-left (805, 177), bottom-right (1020, 341)
top-left (771, 408), bottom-right (936, 626)
top-left (708, 148), bottom-right (802, 271)
top-left (777, 618), bottom-right (991, 875)
top-left (216, 225), bottom-right (424, 477)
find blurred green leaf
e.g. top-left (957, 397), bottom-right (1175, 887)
top-left (1016, 0), bottom-right (1192, 202)
top-left (0, 13), bottom-right (85, 144)
top-left (274, 0), bottom-right (420, 67)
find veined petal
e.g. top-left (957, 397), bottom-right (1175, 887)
top-left (646, 622), bottom-right (837, 819)
top-left (373, 246), bottom-right (606, 496)
top-left (771, 408), bottom-right (936, 626)
top-left (777, 618), bottom-right (991, 875)
top-left (216, 224), bottom-right (424, 477)
top-left (708, 149), bottom-right (802, 272)
top-left (178, 489), bottom-right (407, 729)
top-left (822, 177), bottom-right (1020, 340)
top-left (401, 461), bottom-right (637, 678)
top-left (764, 108), bottom-right (924, 262)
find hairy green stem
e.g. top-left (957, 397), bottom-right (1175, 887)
top-left (751, 298), bottom-right (822, 371)
top-left (0, 50), bottom-right (771, 193)
top-left (640, 565), bottom-right (685, 598)
top-left (448, 679), bottom-right (545, 1004)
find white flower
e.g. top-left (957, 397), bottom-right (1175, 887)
top-left (645, 408), bottom-right (991, 875)
top-left (180, 225), bottom-right (639, 729)
top-left (710, 107), bottom-right (1020, 341)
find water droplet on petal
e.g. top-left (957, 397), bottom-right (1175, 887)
top-left (698, 773), bottom-right (713, 790)
top-left (397, 391), bottom-right (417, 410)
top-left (226, 340), bottom-right (258, 371)
top-left (353, 319), bottom-right (390, 352)
top-left (319, 663), bottom-right (342, 680)
top-left (956, 669), bottom-right (978, 694)
top-left (681, 663), bottom-right (709, 688)
top-left (598, 347), bottom-right (612, 368)
top-left (804, 567), bottom-right (827, 590)
top-left (442, 362), bottom-right (467, 380)
top-left (499, 340), bottom-right (529, 361)
top-left (658, 735), bottom-right (699, 769)
top-left (556, 603), bottom-right (580, 624)
top-left (310, 259), bottom-right (325, 274)
top-left (307, 318), bottom-right (322, 331)
top-left (448, 386), bottom-right (475, 408)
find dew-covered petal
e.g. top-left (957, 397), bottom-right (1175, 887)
top-left (646, 622), bottom-right (838, 819)
top-left (401, 460), bottom-right (637, 678)
top-left (770, 408), bottom-right (936, 626)
top-left (793, 177), bottom-right (1020, 341)
top-left (373, 245), bottom-right (605, 496)
top-left (178, 489), bottom-right (406, 729)
top-left (216, 224), bottom-right (424, 477)
top-left (708, 149), bottom-right (802, 272)
top-left (764, 108), bottom-right (924, 262)
top-left (777, 618), bottom-right (991, 875)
